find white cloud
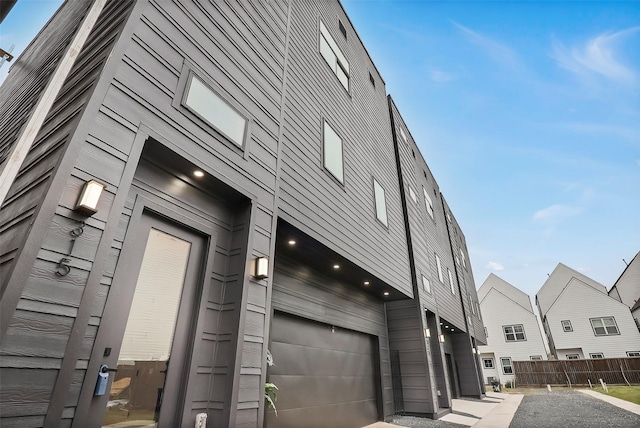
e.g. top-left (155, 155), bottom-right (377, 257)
top-left (427, 68), bottom-right (456, 83)
top-left (486, 261), bottom-right (505, 271)
top-left (552, 27), bottom-right (640, 85)
top-left (451, 21), bottom-right (521, 69)
top-left (533, 204), bottom-right (583, 223)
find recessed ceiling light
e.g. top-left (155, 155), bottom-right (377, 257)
top-left (288, 240), bottom-right (296, 245)
top-left (445, 325), bottom-right (449, 328)
top-left (383, 291), bottom-right (390, 296)
top-left (193, 170), bottom-right (204, 177)
top-left (364, 281), bottom-right (370, 285)
top-left (333, 264), bottom-right (340, 269)
top-left (440, 322), bottom-right (443, 325)
top-left (451, 328), bottom-right (454, 331)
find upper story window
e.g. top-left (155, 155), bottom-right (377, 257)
top-left (460, 248), bottom-right (466, 268)
top-left (323, 120), bottom-right (344, 183)
top-left (435, 254), bottom-right (443, 282)
top-left (590, 353), bottom-right (604, 359)
top-left (422, 275), bottom-right (431, 294)
top-left (184, 73), bottom-right (247, 148)
top-left (503, 324), bottom-right (526, 342)
top-left (409, 187), bottom-right (417, 204)
top-left (448, 269), bottom-right (455, 295)
top-left (590, 316), bottom-right (619, 336)
top-left (423, 187), bottom-right (434, 219)
top-left (373, 179), bottom-right (388, 226)
top-left (399, 128), bottom-right (407, 144)
top-left (561, 320), bottom-right (573, 332)
top-left (319, 21), bottom-right (349, 91)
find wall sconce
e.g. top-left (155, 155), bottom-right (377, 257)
top-left (424, 328), bottom-right (431, 338)
top-left (472, 348), bottom-right (477, 354)
top-left (439, 334), bottom-right (445, 343)
top-left (75, 180), bottom-right (105, 216)
top-left (253, 256), bottom-right (269, 279)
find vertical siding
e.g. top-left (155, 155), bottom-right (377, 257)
top-left (278, 0), bottom-right (411, 297)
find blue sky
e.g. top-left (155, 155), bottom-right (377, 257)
top-left (2, 1), bottom-right (638, 299)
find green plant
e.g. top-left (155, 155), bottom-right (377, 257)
top-left (504, 380), bottom-right (514, 389)
top-left (265, 350), bottom-right (278, 415)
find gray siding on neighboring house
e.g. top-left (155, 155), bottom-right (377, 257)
top-left (277, 0), bottom-right (412, 298)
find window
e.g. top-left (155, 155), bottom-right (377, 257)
top-left (484, 327), bottom-right (488, 338)
top-left (566, 354), bottom-right (579, 360)
top-left (501, 357), bottom-right (513, 374)
top-left (460, 248), bottom-right (466, 268)
top-left (423, 187), bottom-right (434, 219)
top-left (183, 74), bottom-right (247, 147)
top-left (530, 355), bottom-right (543, 361)
top-left (338, 20), bottom-right (347, 38)
top-left (477, 302), bottom-right (482, 319)
top-left (319, 21), bottom-right (349, 91)
top-left (399, 128), bottom-right (407, 143)
top-left (561, 320), bottom-right (573, 332)
top-left (323, 121), bottom-right (344, 183)
top-left (503, 324), bottom-right (526, 342)
top-left (435, 254), bottom-right (443, 282)
top-left (590, 353), bottom-right (604, 359)
top-left (626, 351), bottom-right (640, 357)
top-left (422, 275), bottom-right (431, 294)
top-left (590, 316), bottom-right (620, 336)
top-left (369, 72), bottom-right (375, 87)
top-left (373, 179), bottom-right (388, 226)
top-left (483, 358), bottom-right (494, 369)
top-left (448, 269), bottom-right (455, 295)
top-left (409, 187), bottom-right (417, 204)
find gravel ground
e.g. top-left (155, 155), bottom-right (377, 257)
top-left (388, 415), bottom-right (467, 428)
top-left (510, 389), bottom-right (640, 428)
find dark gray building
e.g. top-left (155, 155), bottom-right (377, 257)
top-left (0, 1), bottom-right (486, 427)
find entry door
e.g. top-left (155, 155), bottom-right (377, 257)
top-left (98, 212), bottom-right (206, 427)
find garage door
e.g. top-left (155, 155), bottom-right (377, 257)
top-left (266, 312), bottom-right (379, 428)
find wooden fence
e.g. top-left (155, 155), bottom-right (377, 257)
top-left (513, 358), bottom-right (640, 387)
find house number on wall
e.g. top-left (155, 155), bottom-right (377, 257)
top-left (56, 221), bottom-right (85, 277)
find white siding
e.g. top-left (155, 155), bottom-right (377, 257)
top-left (546, 278), bottom-right (640, 359)
top-left (608, 251), bottom-right (640, 310)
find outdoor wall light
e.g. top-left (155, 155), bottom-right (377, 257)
top-left (75, 180), bottom-right (105, 216)
top-left (253, 256), bottom-right (269, 279)
top-left (472, 348), bottom-right (477, 354)
top-left (424, 328), bottom-right (431, 338)
top-left (439, 334), bottom-right (445, 343)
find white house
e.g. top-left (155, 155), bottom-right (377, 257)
top-left (477, 274), bottom-right (548, 386)
top-left (608, 251), bottom-right (640, 332)
top-left (536, 263), bottom-right (640, 360)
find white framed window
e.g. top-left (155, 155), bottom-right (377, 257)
top-left (409, 187), bottom-right (417, 204)
top-left (590, 353), bottom-right (604, 359)
top-left (448, 269), bottom-right (455, 295)
top-left (373, 179), bottom-right (388, 226)
top-left (500, 357), bottom-right (513, 375)
top-left (626, 351), bottom-right (640, 357)
top-left (561, 320), bottom-right (573, 332)
top-left (323, 120), bottom-right (344, 183)
top-left (423, 187), bottom-right (434, 219)
top-left (590, 316), bottom-right (619, 336)
top-left (319, 21), bottom-right (349, 91)
top-left (530, 355), bottom-right (543, 361)
top-left (183, 73), bottom-right (247, 148)
top-left (483, 358), bottom-right (494, 369)
top-left (435, 254), bottom-right (443, 282)
top-left (566, 354), bottom-right (579, 360)
top-left (422, 275), bottom-right (431, 294)
top-left (503, 324), bottom-right (526, 342)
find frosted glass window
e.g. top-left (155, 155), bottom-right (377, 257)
top-left (184, 74), bottom-right (246, 147)
top-left (423, 187), bottom-right (434, 219)
top-left (435, 254), bottom-right (443, 282)
top-left (448, 269), bottom-right (455, 295)
top-left (373, 179), bottom-right (388, 226)
top-left (319, 21), bottom-right (350, 91)
top-left (409, 187), bottom-right (417, 204)
top-left (399, 128), bottom-right (407, 143)
top-left (119, 229), bottom-right (191, 362)
top-left (323, 121), bottom-right (344, 183)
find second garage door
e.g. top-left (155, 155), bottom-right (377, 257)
top-left (266, 312), bottom-right (379, 428)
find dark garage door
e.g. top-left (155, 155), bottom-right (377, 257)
top-left (266, 312), bottom-right (379, 428)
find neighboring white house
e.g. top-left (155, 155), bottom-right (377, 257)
top-left (608, 251), bottom-right (640, 332)
top-left (536, 263), bottom-right (640, 360)
top-left (478, 274), bottom-right (548, 386)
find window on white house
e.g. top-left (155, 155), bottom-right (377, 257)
top-left (435, 254), bottom-right (443, 282)
top-left (590, 353), bottom-right (604, 359)
top-left (422, 275), bottom-right (431, 294)
top-left (561, 320), bottom-right (573, 332)
top-left (448, 269), bottom-right (455, 295)
top-left (626, 351), bottom-right (640, 357)
top-left (319, 21), bottom-right (349, 91)
top-left (423, 187), bottom-right (434, 219)
top-left (503, 324), bottom-right (526, 342)
top-left (484, 327), bottom-right (488, 338)
top-left (590, 316), bottom-right (619, 336)
top-left (323, 121), bottom-right (344, 183)
top-left (409, 187), bottom-right (417, 204)
top-left (501, 357), bottom-right (513, 374)
top-left (184, 74), bottom-right (247, 147)
top-left (566, 354), bottom-right (579, 360)
top-left (483, 358), bottom-right (494, 369)
top-left (373, 179), bottom-right (388, 226)
top-left (530, 355), bottom-right (543, 361)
